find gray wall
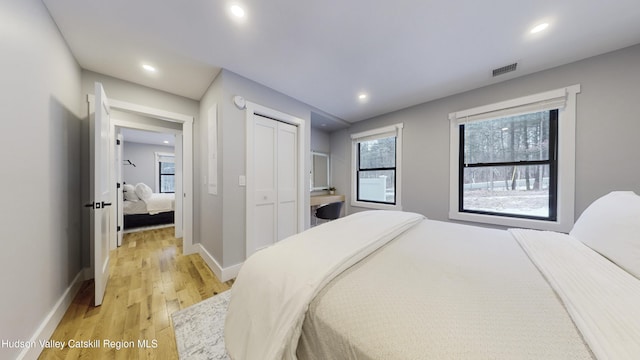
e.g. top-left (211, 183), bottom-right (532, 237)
top-left (0, 0), bottom-right (83, 357)
top-left (311, 128), bottom-right (331, 153)
top-left (331, 44), bottom-right (640, 225)
top-left (199, 69), bottom-right (322, 268)
top-left (80, 70), bottom-right (201, 117)
top-left (122, 142), bottom-right (175, 191)
top-left (198, 71), bottom-right (224, 263)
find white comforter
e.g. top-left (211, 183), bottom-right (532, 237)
top-left (143, 193), bottom-right (174, 214)
top-left (224, 211), bottom-right (424, 360)
top-left (298, 220), bottom-right (594, 360)
top-left (511, 229), bottom-right (640, 360)
top-left (225, 211), bottom-right (640, 360)
top-left (123, 193), bottom-right (175, 215)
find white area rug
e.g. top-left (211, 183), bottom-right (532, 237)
top-left (172, 290), bottom-right (231, 360)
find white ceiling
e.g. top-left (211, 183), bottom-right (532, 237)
top-left (122, 128), bottom-right (175, 147)
top-left (43, 0), bottom-right (640, 126)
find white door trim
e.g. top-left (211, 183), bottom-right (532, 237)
top-left (88, 94), bottom-right (195, 254)
top-left (174, 134), bottom-right (184, 238)
top-left (116, 132), bottom-right (124, 248)
top-left (245, 101), bottom-right (306, 259)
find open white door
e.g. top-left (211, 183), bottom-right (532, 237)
top-left (90, 82), bottom-right (112, 306)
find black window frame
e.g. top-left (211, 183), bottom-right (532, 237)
top-left (159, 161), bottom-right (175, 194)
top-left (458, 109), bottom-right (559, 221)
top-left (356, 136), bottom-right (397, 205)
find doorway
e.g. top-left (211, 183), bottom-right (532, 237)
top-left (89, 94), bottom-right (195, 254)
top-left (115, 126), bottom-right (182, 246)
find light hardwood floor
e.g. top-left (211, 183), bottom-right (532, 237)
top-left (39, 227), bottom-right (233, 360)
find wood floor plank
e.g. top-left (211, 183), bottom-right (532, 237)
top-left (38, 227), bottom-right (233, 360)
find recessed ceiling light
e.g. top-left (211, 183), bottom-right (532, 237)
top-left (321, 123), bottom-right (327, 127)
top-left (163, 140), bottom-right (169, 144)
top-left (530, 23), bottom-right (549, 34)
top-left (142, 64), bottom-right (156, 72)
top-left (358, 93), bottom-right (368, 100)
top-left (230, 5), bottom-right (245, 18)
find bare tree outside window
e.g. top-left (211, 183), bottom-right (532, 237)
top-left (461, 110), bottom-right (558, 219)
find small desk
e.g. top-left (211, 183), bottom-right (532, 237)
top-left (310, 194), bottom-right (346, 226)
top-left (310, 194), bottom-right (345, 206)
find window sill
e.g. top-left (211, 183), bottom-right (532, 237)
top-left (351, 200), bottom-right (402, 211)
top-left (449, 211), bottom-right (572, 232)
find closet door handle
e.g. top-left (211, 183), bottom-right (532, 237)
top-left (101, 202), bottom-right (112, 207)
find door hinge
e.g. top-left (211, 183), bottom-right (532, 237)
top-left (116, 139), bottom-right (121, 145)
top-left (117, 226), bottom-right (121, 232)
top-left (117, 182), bottom-right (121, 189)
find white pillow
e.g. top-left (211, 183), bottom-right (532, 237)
top-left (134, 182), bottom-right (153, 200)
top-left (123, 184), bottom-right (139, 201)
top-left (570, 191), bottom-right (640, 278)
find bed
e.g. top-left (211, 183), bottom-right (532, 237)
top-left (122, 183), bottom-right (175, 230)
top-left (224, 191), bottom-right (640, 359)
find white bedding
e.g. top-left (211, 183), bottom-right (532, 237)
top-left (225, 211), bottom-right (640, 360)
top-left (512, 229), bottom-right (640, 360)
top-left (123, 193), bottom-right (175, 215)
top-left (143, 193), bottom-right (174, 214)
top-left (298, 220), bottom-right (593, 360)
top-left (224, 211), bottom-right (424, 360)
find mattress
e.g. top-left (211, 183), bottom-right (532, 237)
top-left (297, 220), bottom-right (594, 359)
top-left (123, 193), bottom-right (175, 215)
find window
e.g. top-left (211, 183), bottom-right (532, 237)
top-left (351, 123), bottom-right (403, 210)
top-left (460, 109), bottom-right (558, 220)
top-left (449, 85), bottom-right (580, 232)
top-left (159, 161), bottom-right (175, 193)
top-left (155, 152), bottom-right (175, 193)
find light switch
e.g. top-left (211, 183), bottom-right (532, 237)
top-left (239, 175), bottom-right (246, 186)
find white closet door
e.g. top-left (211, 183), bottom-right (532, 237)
top-left (251, 114), bottom-right (298, 252)
top-left (253, 116), bottom-right (278, 250)
top-left (277, 122), bottom-right (298, 240)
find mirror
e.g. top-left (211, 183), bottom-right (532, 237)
top-left (311, 152), bottom-right (330, 191)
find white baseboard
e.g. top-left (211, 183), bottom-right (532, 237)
top-left (221, 262), bottom-right (243, 282)
top-left (194, 243), bottom-right (242, 282)
top-left (17, 268), bottom-right (87, 360)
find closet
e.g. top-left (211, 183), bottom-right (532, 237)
top-left (251, 114), bottom-right (299, 251)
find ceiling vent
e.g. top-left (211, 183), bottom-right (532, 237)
top-left (492, 62), bottom-right (518, 77)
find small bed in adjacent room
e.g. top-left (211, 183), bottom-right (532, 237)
top-left (224, 191), bottom-right (640, 359)
top-left (122, 183), bottom-right (175, 231)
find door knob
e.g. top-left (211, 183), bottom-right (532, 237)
top-left (102, 201), bottom-right (112, 207)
